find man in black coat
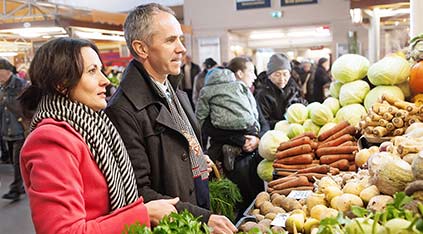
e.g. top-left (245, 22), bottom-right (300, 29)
top-left (105, 3), bottom-right (236, 233)
top-left (180, 55), bottom-right (200, 109)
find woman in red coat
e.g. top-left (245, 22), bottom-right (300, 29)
top-left (19, 38), bottom-right (179, 234)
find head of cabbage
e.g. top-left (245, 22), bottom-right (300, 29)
top-left (307, 102), bottom-right (321, 118)
top-left (310, 104), bottom-right (334, 126)
top-left (303, 119), bottom-right (320, 136)
top-left (364, 86), bottom-right (405, 111)
top-left (335, 104), bottom-right (367, 127)
top-left (339, 80), bottom-right (370, 106)
top-left (331, 54), bottom-right (370, 83)
top-left (258, 130), bottom-right (289, 161)
top-left (323, 97), bottom-right (340, 115)
top-left (367, 55), bottom-right (411, 86)
top-left (287, 123), bottom-right (305, 139)
top-left (286, 103), bottom-right (308, 124)
top-left (257, 159), bottom-right (274, 182)
top-left (274, 120), bottom-right (290, 134)
top-left (329, 81), bottom-right (343, 99)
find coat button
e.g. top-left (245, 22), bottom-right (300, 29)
top-left (182, 152), bottom-right (188, 161)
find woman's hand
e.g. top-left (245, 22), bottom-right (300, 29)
top-left (204, 154), bottom-right (213, 174)
top-left (145, 197), bottom-right (179, 226)
top-left (208, 214), bottom-right (237, 234)
top-left (242, 135), bottom-right (260, 152)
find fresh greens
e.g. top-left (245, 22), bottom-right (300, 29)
top-left (209, 177), bottom-right (242, 221)
top-left (123, 210), bottom-right (210, 234)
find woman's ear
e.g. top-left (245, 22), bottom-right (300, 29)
top-left (132, 40), bottom-right (149, 59)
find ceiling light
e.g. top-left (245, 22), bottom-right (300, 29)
top-left (0, 52), bottom-right (18, 57)
top-left (350, 8), bottom-right (363, 24)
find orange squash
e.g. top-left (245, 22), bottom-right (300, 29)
top-left (410, 61), bottom-right (423, 94)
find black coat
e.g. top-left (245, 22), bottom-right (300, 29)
top-left (312, 66), bottom-right (331, 103)
top-left (180, 62), bottom-right (201, 90)
top-left (255, 78), bottom-right (306, 129)
top-left (105, 60), bottom-right (211, 222)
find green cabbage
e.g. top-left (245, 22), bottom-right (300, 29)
top-left (306, 102), bottom-right (321, 118)
top-left (310, 104), bottom-right (334, 126)
top-left (323, 97), bottom-right (340, 115)
top-left (287, 123), bottom-right (305, 139)
top-left (286, 103), bottom-right (308, 124)
top-left (367, 55), bottom-right (411, 85)
top-left (258, 130), bottom-right (289, 161)
top-left (318, 122), bottom-right (337, 136)
top-left (331, 54), bottom-right (370, 83)
top-left (335, 104), bottom-right (367, 127)
top-left (303, 119), bottom-right (320, 136)
top-left (339, 80), bottom-right (370, 106)
top-left (274, 120), bottom-right (290, 134)
top-left (396, 81), bottom-right (411, 98)
top-left (257, 159), bottom-right (274, 182)
top-left (329, 81), bottom-right (343, 98)
top-left (364, 86), bottom-right (405, 111)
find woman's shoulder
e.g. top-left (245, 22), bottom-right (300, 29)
top-left (28, 118), bottom-right (86, 146)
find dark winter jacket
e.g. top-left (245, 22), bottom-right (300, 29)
top-left (105, 60), bottom-right (211, 223)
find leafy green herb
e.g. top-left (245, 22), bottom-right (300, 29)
top-left (351, 206), bottom-right (370, 218)
top-left (209, 178), bottom-right (242, 221)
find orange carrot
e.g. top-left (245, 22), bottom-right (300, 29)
top-left (274, 171), bottom-right (295, 177)
top-left (297, 173), bottom-right (327, 181)
top-left (275, 153), bottom-right (314, 165)
top-left (329, 159), bottom-right (349, 171)
top-left (319, 154), bottom-right (355, 164)
top-left (323, 125), bottom-right (357, 143)
top-left (273, 176), bottom-right (309, 190)
top-left (291, 132), bottom-right (316, 140)
top-left (268, 176), bottom-right (298, 187)
top-left (348, 164), bottom-right (357, 172)
top-left (339, 141), bottom-right (355, 147)
top-left (273, 163), bottom-right (318, 170)
top-left (318, 134), bottom-right (354, 149)
top-left (318, 121), bottom-right (350, 141)
top-left (297, 165), bottom-right (330, 174)
top-left (275, 144), bottom-right (313, 159)
top-left (277, 137), bottom-right (312, 151)
top-left (329, 167), bottom-right (340, 175)
top-left (311, 141), bottom-right (319, 149)
top-left (316, 146), bottom-right (358, 157)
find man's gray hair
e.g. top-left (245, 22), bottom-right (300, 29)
top-left (124, 3), bottom-right (175, 58)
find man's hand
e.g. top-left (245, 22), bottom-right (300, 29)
top-left (145, 197), bottom-right (179, 226)
top-left (208, 214), bottom-right (237, 234)
top-left (242, 135), bottom-right (260, 152)
top-left (204, 154), bottom-right (213, 174)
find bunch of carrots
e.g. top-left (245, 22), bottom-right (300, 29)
top-left (360, 94), bottom-right (423, 137)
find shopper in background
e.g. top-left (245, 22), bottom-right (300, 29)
top-left (19, 38), bottom-right (179, 234)
top-left (180, 55), bottom-right (201, 109)
top-left (202, 57), bottom-right (268, 221)
top-left (0, 58), bottom-right (27, 201)
top-left (192, 57), bottom-right (218, 108)
top-left (311, 57), bottom-right (331, 103)
top-left (302, 60), bottom-right (316, 103)
top-left (255, 53), bottom-right (307, 129)
top-left (105, 4), bottom-right (236, 234)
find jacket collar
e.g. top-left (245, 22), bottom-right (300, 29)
top-left (120, 59), bottom-right (183, 110)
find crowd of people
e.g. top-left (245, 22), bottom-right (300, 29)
top-left (0, 3), bottom-right (334, 234)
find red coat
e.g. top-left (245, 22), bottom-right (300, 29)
top-left (21, 118), bottom-right (150, 234)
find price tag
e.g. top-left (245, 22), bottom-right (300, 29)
top-left (287, 190), bottom-right (313, 200)
top-left (270, 213), bottom-right (289, 227)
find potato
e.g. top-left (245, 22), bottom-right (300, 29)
top-left (320, 208), bottom-right (338, 220)
top-left (269, 206), bottom-right (285, 214)
top-left (367, 195), bottom-right (394, 212)
top-left (304, 217), bottom-right (320, 234)
top-left (240, 221), bottom-right (257, 232)
top-left (271, 195), bottom-right (285, 207)
top-left (251, 208), bottom-right (260, 215)
top-left (306, 193), bottom-right (327, 212)
top-left (280, 197), bottom-right (302, 212)
top-left (255, 191), bottom-right (270, 208)
top-left (359, 185), bottom-right (380, 203)
top-left (260, 201), bottom-right (273, 215)
top-left (355, 149), bottom-right (371, 167)
top-left (333, 194), bottom-right (363, 212)
top-left (258, 218), bottom-right (272, 228)
top-left (318, 176), bottom-right (340, 193)
top-left (310, 204), bottom-right (328, 220)
top-left (325, 186), bottom-right (343, 202)
top-left (264, 212), bottom-right (277, 220)
top-left (255, 214), bottom-right (264, 221)
top-left (271, 226), bottom-right (286, 233)
top-left (286, 213), bottom-right (305, 233)
top-left (342, 181), bottom-right (365, 195)
top-left (271, 193), bottom-right (283, 201)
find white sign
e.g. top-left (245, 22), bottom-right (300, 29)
top-left (271, 213), bottom-right (289, 227)
top-left (287, 190), bottom-right (313, 200)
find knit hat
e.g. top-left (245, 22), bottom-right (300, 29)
top-left (266, 53), bottom-right (291, 75)
top-left (0, 58), bottom-right (14, 72)
top-left (204, 58), bottom-right (217, 69)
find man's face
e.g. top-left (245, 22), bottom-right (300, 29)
top-left (143, 11), bottom-right (186, 80)
top-left (269, 69), bottom-right (291, 89)
top-left (303, 63), bottom-right (311, 72)
top-left (0, 69), bottom-right (12, 85)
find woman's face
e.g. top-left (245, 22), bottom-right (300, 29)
top-left (69, 47), bottom-right (110, 111)
top-left (237, 61), bottom-right (256, 88)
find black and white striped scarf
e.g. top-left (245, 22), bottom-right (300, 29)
top-left (151, 79), bottom-right (209, 180)
top-left (30, 94), bottom-right (138, 211)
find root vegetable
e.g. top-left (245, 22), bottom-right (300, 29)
top-left (359, 185), bottom-right (380, 203)
top-left (306, 193), bottom-right (327, 212)
top-left (319, 154), bottom-right (355, 164)
top-left (310, 204), bottom-right (328, 220)
top-left (291, 132), bottom-right (317, 140)
top-left (332, 193), bottom-right (363, 212)
top-left (329, 159), bottom-right (350, 170)
top-left (278, 136), bottom-right (312, 152)
top-left (317, 176), bottom-right (340, 194)
top-left (268, 176), bottom-right (294, 188)
top-left (323, 125), bottom-right (357, 143)
top-left (324, 185), bottom-right (343, 202)
top-left (275, 153), bottom-right (314, 165)
top-left (304, 218), bottom-right (319, 234)
top-left (255, 192), bottom-right (270, 208)
top-left (318, 134), bottom-right (354, 148)
top-left (317, 121), bottom-right (350, 141)
top-left (275, 144), bottom-right (313, 159)
top-left (393, 127), bottom-right (405, 136)
top-left (316, 146), bottom-right (358, 157)
top-left (297, 172), bottom-right (327, 181)
top-left (343, 181), bottom-right (365, 195)
top-left (259, 201), bottom-right (273, 215)
top-left (373, 126), bottom-right (388, 137)
top-left (280, 197), bottom-right (303, 212)
top-left (297, 165), bottom-right (330, 174)
top-left (392, 117), bottom-right (404, 128)
top-left (286, 212), bottom-right (305, 234)
top-left (320, 208), bottom-right (338, 220)
top-left (383, 112), bottom-right (394, 121)
top-left (273, 176), bottom-right (309, 190)
top-left (273, 163), bottom-right (318, 170)
top-left (378, 119), bottom-right (389, 127)
top-left (367, 195), bottom-right (394, 212)
top-left (339, 141), bottom-right (355, 146)
top-left (355, 149), bottom-right (371, 167)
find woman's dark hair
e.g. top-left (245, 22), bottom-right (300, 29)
top-left (317, 57), bottom-right (328, 67)
top-left (227, 56), bottom-right (252, 74)
top-left (20, 37), bottom-right (100, 116)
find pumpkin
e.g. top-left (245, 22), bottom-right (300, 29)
top-left (410, 61), bottom-right (423, 94)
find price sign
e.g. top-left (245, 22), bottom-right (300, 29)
top-left (270, 213), bottom-right (289, 227)
top-left (287, 190), bottom-right (313, 200)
